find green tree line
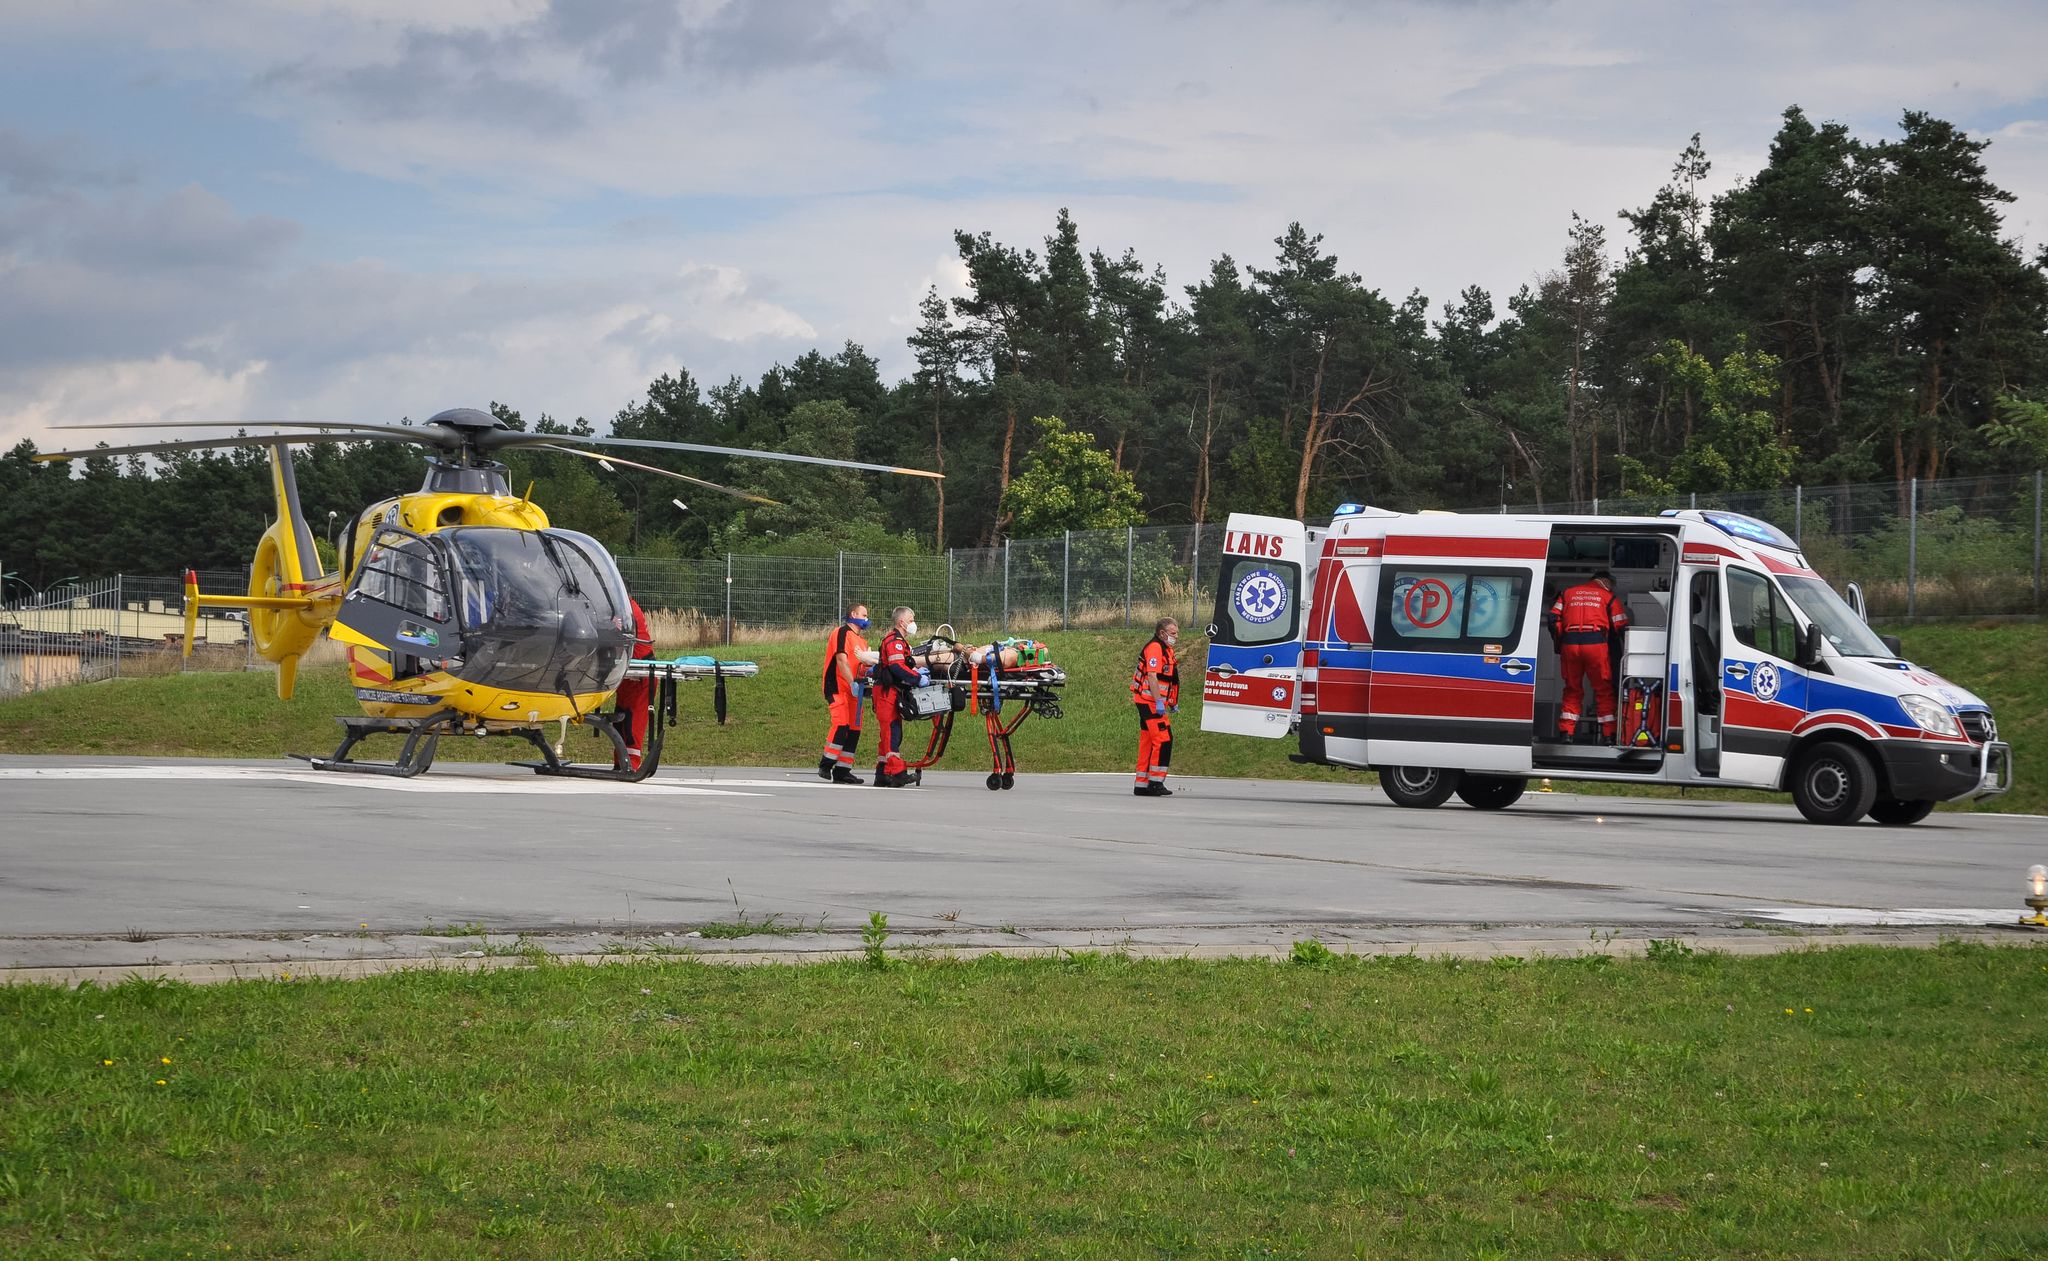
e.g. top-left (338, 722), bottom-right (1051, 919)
top-left (5, 106), bottom-right (2045, 588)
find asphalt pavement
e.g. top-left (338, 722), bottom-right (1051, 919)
top-left (3, 756), bottom-right (2043, 976)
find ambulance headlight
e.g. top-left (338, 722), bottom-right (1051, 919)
top-left (1899, 694), bottom-right (1961, 737)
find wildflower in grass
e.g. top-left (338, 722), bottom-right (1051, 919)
top-left (155, 1079), bottom-right (167, 1086)
top-left (101, 1059), bottom-right (114, 1067)
top-left (1783, 1008), bottom-right (1794, 1015)
top-left (161, 1056), bottom-right (172, 1065)
top-left (1804, 1007), bottom-right (1813, 1013)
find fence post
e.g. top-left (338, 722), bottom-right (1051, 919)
top-left (1001, 540), bottom-right (1011, 634)
top-left (1907, 477), bottom-right (1918, 620)
top-left (1187, 524), bottom-right (1202, 629)
top-left (2034, 470), bottom-right (2043, 611)
top-left (946, 548), bottom-right (954, 626)
top-left (1062, 531), bottom-right (1070, 631)
top-left (835, 551), bottom-right (844, 619)
top-left (724, 553), bottom-right (733, 645)
top-left (1593, 496), bottom-right (1600, 516)
top-left (1124, 526), bottom-right (1133, 629)
top-left (113, 575), bottom-right (122, 680)
top-left (1690, 492), bottom-right (1697, 510)
top-left (1793, 484), bottom-right (1803, 547)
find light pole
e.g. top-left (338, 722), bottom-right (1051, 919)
top-left (326, 510), bottom-right (339, 549)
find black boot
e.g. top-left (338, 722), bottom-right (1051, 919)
top-left (831, 766), bottom-right (864, 785)
top-left (817, 756), bottom-right (834, 781)
top-left (872, 763), bottom-right (896, 787)
top-left (1146, 782), bottom-right (1174, 797)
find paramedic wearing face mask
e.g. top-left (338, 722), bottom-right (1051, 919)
top-left (1131, 617), bottom-right (1180, 797)
top-left (870, 606), bottom-right (929, 788)
top-left (1548, 570), bottom-right (1630, 743)
top-left (819, 604), bottom-right (872, 784)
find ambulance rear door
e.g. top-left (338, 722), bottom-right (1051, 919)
top-left (1202, 514), bottom-right (1308, 737)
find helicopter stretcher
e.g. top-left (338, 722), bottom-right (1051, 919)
top-left (298, 656), bottom-right (760, 783)
top-left (886, 633), bottom-right (1067, 790)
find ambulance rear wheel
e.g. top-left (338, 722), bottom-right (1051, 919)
top-left (1791, 741), bottom-right (1879, 825)
top-left (1866, 797), bottom-right (1936, 826)
top-left (1454, 775), bottom-right (1527, 811)
top-left (1380, 766), bottom-right (1461, 809)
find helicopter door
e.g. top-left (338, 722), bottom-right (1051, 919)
top-left (330, 527), bottom-right (456, 671)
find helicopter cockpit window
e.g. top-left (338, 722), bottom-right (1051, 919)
top-left (440, 527), bottom-right (632, 696)
top-left (355, 530), bottom-right (451, 623)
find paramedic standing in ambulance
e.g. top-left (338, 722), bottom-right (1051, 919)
top-left (1131, 617), bottom-right (1180, 797)
top-left (870, 606), bottom-right (928, 787)
top-left (1548, 570), bottom-right (1630, 744)
top-left (819, 604), bottom-right (871, 784)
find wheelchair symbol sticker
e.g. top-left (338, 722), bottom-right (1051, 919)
top-left (1232, 569), bottom-right (1289, 625)
top-left (1752, 661), bottom-right (1780, 702)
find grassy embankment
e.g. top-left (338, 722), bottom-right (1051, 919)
top-left (4, 944), bottom-right (2045, 1259)
top-left (0, 621), bottom-right (2038, 812)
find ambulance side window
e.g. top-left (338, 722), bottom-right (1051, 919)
top-left (1377, 567), bottom-right (1530, 652)
top-left (1214, 557), bottom-right (1301, 645)
top-left (1728, 568), bottom-right (1797, 661)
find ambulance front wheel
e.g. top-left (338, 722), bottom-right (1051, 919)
top-left (1454, 775), bottom-right (1527, 811)
top-left (1790, 741), bottom-right (1879, 825)
top-left (1379, 766), bottom-right (1462, 809)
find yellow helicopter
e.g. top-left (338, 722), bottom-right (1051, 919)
top-left (35, 408), bottom-right (941, 780)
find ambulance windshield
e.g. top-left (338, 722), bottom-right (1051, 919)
top-left (1777, 575), bottom-right (1893, 658)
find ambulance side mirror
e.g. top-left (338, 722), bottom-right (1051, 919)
top-left (1795, 625), bottom-right (1822, 669)
top-left (1879, 633), bottom-right (1903, 657)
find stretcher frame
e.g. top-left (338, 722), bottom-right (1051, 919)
top-left (891, 635), bottom-right (1067, 790)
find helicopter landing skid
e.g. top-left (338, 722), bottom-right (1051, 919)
top-left (290, 710), bottom-right (464, 778)
top-left (509, 673), bottom-right (677, 784)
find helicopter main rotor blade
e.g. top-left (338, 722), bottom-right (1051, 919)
top-left (536, 445), bottom-right (785, 506)
top-left (33, 431), bottom-right (407, 463)
top-left (52, 418), bottom-right (439, 443)
top-left (554, 434), bottom-right (944, 480)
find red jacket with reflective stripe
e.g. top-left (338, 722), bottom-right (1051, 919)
top-left (1548, 582), bottom-right (1629, 646)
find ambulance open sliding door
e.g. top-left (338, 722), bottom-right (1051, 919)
top-left (1202, 514), bottom-right (1307, 738)
top-left (1365, 532), bottom-right (1545, 773)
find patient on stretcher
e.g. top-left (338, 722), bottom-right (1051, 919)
top-left (911, 634), bottom-right (1055, 672)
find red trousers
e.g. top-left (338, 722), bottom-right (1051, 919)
top-left (1135, 706), bottom-right (1173, 788)
top-left (1559, 644), bottom-right (1616, 740)
top-left (873, 690), bottom-right (906, 773)
top-left (616, 675), bottom-right (651, 771)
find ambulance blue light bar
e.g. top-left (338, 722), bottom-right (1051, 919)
top-left (1680, 509), bottom-right (1798, 551)
top-left (1333, 502), bottom-right (1366, 516)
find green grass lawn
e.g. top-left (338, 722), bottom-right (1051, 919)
top-left (4, 944), bottom-right (2044, 1259)
top-left (0, 621), bottom-right (2038, 812)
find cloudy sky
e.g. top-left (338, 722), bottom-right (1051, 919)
top-left (5, 0), bottom-right (2048, 455)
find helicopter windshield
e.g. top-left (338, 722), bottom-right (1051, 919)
top-left (443, 527), bottom-right (633, 697)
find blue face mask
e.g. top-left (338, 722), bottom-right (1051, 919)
top-left (848, 616), bottom-right (869, 629)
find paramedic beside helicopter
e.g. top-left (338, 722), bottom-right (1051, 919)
top-left (1200, 504), bottom-right (2010, 825)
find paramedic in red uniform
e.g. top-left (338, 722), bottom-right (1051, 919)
top-left (613, 597), bottom-right (656, 771)
top-left (1549, 570), bottom-right (1630, 743)
top-left (869, 605), bottom-right (928, 788)
top-left (818, 604), bottom-right (871, 784)
top-left (1131, 617), bottom-right (1180, 797)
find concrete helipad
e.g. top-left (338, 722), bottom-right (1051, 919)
top-left (2, 756), bottom-right (2043, 977)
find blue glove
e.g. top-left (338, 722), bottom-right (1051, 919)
top-left (1169, 703), bottom-right (1180, 715)
top-left (1151, 699), bottom-right (1166, 718)
top-left (851, 682), bottom-right (865, 704)
top-left (917, 667), bottom-right (931, 685)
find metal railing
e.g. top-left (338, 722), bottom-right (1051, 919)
top-left (1, 572), bottom-right (257, 699)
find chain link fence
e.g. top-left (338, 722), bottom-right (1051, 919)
top-left (0, 573), bottom-right (259, 698)
top-left (6, 472), bottom-right (2041, 691)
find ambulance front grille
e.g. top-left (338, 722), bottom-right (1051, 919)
top-left (1959, 711), bottom-right (1996, 744)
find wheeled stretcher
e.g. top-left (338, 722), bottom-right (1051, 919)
top-left (888, 629), bottom-right (1067, 790)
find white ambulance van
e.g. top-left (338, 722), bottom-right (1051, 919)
top-left (1201, 505), bottom-right (2011, 825)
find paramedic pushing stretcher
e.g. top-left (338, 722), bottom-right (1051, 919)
top-left (869, 605), bottom-right (929, 788)
top-left (1548, 570), bottom-right (1629, 743)
top-left (819, 604), bottom-right (871, 784)
top-left (612, 597), bottom-right (656, 772)
top-left (1131, 617), bottom-right (1180, 797)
